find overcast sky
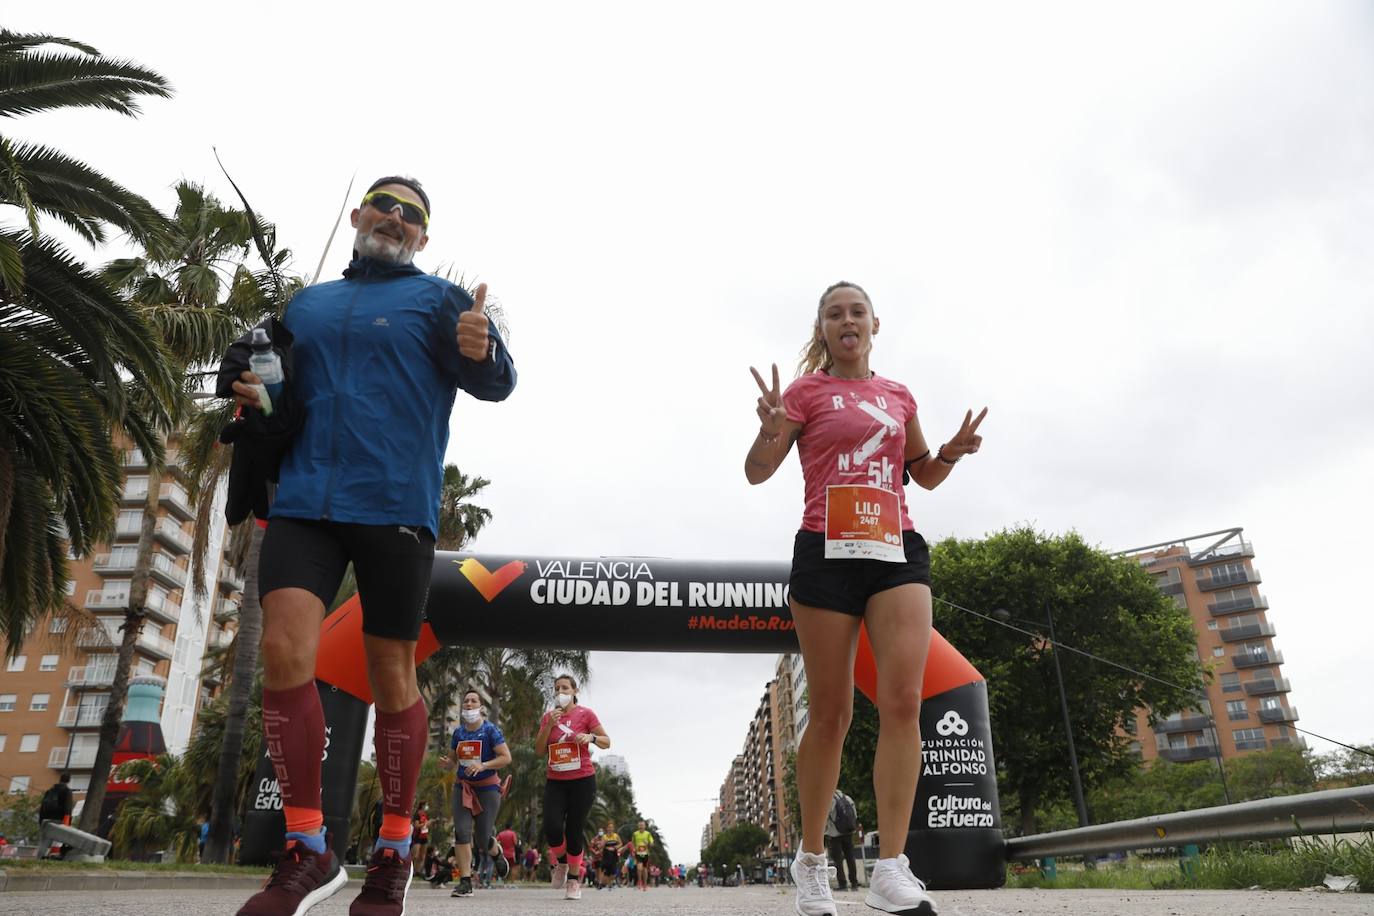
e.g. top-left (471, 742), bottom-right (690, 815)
top-left (15, 1), bottom-right (1374, 862)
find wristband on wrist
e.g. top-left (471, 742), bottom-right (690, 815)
top-left (936, 445), bottom-right (959, 466)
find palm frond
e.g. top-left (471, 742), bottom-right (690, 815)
top-left (0, 31), bottom-right (100, 58)
top-left (7, 141), bottom-right (168, 244)
top-left (0, 50), bottom-right (172, 118)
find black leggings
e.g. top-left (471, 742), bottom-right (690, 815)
top-left (543, 775), bottom-right (596, 857)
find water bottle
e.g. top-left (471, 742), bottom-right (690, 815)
top-left (247, 328), bottom-right (284, 417)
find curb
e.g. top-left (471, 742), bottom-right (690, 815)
top-left (0, 868), bottom-right (352, 893)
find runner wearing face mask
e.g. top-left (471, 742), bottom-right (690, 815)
top-left (534, 674), bottom-right (609, 900)
top-left (438, 690), bottom-right (512, 899)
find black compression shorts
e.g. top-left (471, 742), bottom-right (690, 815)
top-left (788, 529), bottom-right (931, 617)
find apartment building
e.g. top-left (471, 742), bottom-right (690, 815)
top-left (1121, 527), bottom-right (1302, 763)
top-left (0, 442), bottom-right (236, 805)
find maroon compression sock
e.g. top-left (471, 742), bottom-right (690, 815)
top-left (374, 696), bottom-right (428, 826)
top-left (261, 680), bottom-right (325, 820)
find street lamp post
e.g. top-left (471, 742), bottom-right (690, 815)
top-left (994, 606), bottom-right (1089, 828)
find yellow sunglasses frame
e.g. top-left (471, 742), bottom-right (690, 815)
top-left (361, 189), bottom-right (429, 228)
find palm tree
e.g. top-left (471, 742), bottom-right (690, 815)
top-left (436, 465), bottom-right (492, 551)
top-left (0, 30), bottom-right (176, 654)
top-left (106, 752), bottom-right (201, 863)
top-left (77, 181), bottom-right (283, 834)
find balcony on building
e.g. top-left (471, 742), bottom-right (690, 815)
top-left (1155, 580), bottom-right (1185, 596)
top-left (114, 514), bottom-right (143, 540)
top-left (1197, 568), bottom-right (1262, 592)
top-left (76, 627), bottom-right (118, 650)
top-left (66, 665), bottom-right (116, 690)
top-left (58, 705), bottom-right (108, 728)
top-left (1233, 649), bottom-right (1284, 669)
top-left (1258, 705), bottom-right (1299, 724)
top-left (163, 448), bottom-right (191, 483)
top-left (1270, 735), bottom-right (1308, 750)
top-left (1234, 737), bottom-right (1268, 751)
top-left (1155, 713), bottom-right (1212, 734)
top-left (1208, 593), bottom-right (1269, 617)
top-left (219, 561), bottom-right (245, 594)
top-left (148, 552), bottom-right (188, 590)
top-left (85, 589), bottom-right (128, 612)
top-left (121, 479), bottom-right (151, 505)
top-left (1187, 540), bottom-right (1255, 567)
top-left (124, 448), bottom-right (149, 470)
top-left (48, 747), bottom-right (98, 770)
top-left (159, 483), bottom-right (194, 521)
top-left (154, 517), bottom-right (192, 555)
top-left (214, 596), bottom-right (240, 620)
top-left (136, 628), bottom-right (176, 660)
top-left (1220, 621), bottom-right (1277, 643)
top-left (1159, 744), bottom-right (1220, 763)
top-left (93, 552), bottom-right (136, 575)
top-left (1244, 677), bottom-right (1291, 696)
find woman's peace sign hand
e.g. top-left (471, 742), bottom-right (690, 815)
top-left (942, 407), bottom-right (988, 460)
top-left (750, 363), bottom-right (786, 439)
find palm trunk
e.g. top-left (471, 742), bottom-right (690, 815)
top-left (204, 522), bottom-right (264, 863)
top-left (80, 485), bottom-right (159, 833)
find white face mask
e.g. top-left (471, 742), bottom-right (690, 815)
top-left (461, 709), bottom-right (482, 724)
top-left (555, 693), bottom-right (574, 708)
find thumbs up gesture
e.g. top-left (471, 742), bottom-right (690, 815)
top-left (456, 282), bottom-right (492, 360)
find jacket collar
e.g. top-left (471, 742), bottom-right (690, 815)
top-left (343, 255), bottom-right (426, 280)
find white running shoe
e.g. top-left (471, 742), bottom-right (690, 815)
top-left (865, 854), bottom-right (938, 915)
top-left (551, 863), bottom-right (569, 889)
top-left (564, 876), bottom-right (582, 899)
top-left (790, 850), bottom-right (838, 916)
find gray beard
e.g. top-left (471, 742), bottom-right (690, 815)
top-left (353, 226), bottom-right (415, 265)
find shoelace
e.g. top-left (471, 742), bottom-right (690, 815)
top-left (264, 846), bottom-right (315, 892)
top-left (802, 859), bottom-right (834, 898)
top-left (891, 858), bottom-right (928, 892)
top-left (364, 852), bottom-right (406, 901)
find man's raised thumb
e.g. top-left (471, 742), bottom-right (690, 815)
top-left (471, 283), bottom-right (488, 315)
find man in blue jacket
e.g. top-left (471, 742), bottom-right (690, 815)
top-left (231, 176), bottom-right (515, 916)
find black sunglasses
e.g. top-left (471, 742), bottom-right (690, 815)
top-left (361, 190), bottom-right (429, 227)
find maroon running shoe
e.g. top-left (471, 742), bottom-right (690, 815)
top-left (350, 846), bottom-right (413, 916)
top-left (235, 839), bottom-right (347, 916)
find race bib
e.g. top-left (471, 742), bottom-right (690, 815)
top-left (457, 740), bottom-right (482, 769)
top-left (548, 741), bottom-right (581, 772)
top-left (824, 485), bottom-right (904, 562)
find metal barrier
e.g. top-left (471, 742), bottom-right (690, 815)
top-left (1005, 784), bottom-right (1374, 860)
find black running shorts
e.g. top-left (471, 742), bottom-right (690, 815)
top-left (258, 517), bottom-right (436, 641)
top-left (788, 529), bottom-right (931, 618)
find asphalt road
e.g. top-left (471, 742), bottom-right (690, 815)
top-left (0, 884), bottom-right (1367, 915)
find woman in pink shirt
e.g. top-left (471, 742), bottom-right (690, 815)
top-left (745, 281), bottom-right (986, 916)
top-left (534, 673), bottom-right (610, 901)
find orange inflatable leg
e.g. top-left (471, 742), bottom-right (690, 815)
top-left (314, 595), bottom-right (440, 704)
top-left (852, 624), bottom-right (982, 703)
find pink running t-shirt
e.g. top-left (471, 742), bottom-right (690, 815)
top-left (783, 371), bottom-right (918, 534)
top-left (541, 705), bottom-right (601, 780)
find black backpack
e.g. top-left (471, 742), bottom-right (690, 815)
top-left (832, 792), bottom-right (857, 834)
top-left (39, 784), bottom-right (66, 821)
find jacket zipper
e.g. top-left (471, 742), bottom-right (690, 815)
top-left (320, 281), bottom-right (364, 520)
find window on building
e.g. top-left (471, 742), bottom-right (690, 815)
top-left (6, 655), bottom-right (26, 673)
top-left (1205, 620), bottom-right (1218, 630)
top-left (0, 694), bottom-right (15, 712)
top-left (1220, 672), bottom-right (1241, 692)
top-left (19, 734), bottom-right (39, 753)
top-left (50, 617), bottom-right (69, 634)
top-left (0, 735), bottom-right (6, 751)
top-left (1212, 647), bottom-right (1225, 657)
top-left (1234, 727), bottom-right (1265, 743)
top-left (1226, 700), bottom-right (1248, 720)
top-left (30, 694), bottom-right (49, 712)
top-left (39, 655), bottom-right (59, 672)
top-left (1260, 696), bottom-right (1281, 711)
top-left (1168, 734), bottom-right (1188, 749)
top-left (67, 774), bottom-right (90, 793)
top-left (64, 580), bottom-right (77, 596)
top-left (8, 775), bottom-right (29, 794)
top-left (136, 659), bottom-right (155, 675)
